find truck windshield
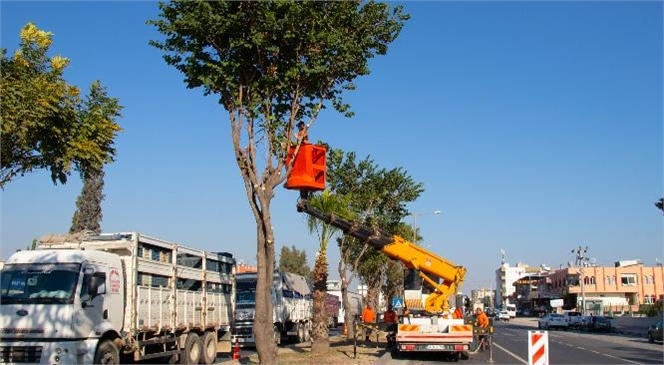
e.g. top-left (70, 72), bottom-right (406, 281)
top-left (236, 290), bottom-right (256, 308)
top-left (1, 263), bottom-right (81, 305)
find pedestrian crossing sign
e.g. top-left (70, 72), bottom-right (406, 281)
top-left (392, 297), bottom-right (403, 309)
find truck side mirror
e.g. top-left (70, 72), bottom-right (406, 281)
top-left (88, 272), bottom-right (106, 298)
top-left (89, 277), bottom-right (100, 298)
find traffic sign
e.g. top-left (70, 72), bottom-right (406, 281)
top-left (392, 297), bottom-right (403, 309)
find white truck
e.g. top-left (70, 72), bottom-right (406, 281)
top-left (326, 280), bottom-right (362, 327)
top-left (231, 270), bottom-right (312, 347)
top-left (0, 232), bottom-right (235, 364)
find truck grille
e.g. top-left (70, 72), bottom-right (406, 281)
top-left (0, 346), bottom-right (43, 363)
top-left (233, 327), bottom-right (253, 336)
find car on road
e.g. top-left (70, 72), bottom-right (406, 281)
top-left (647, 318), bottom-right (663, 343)
top-left (497, 310), bottom-right (510, 321)
top-left (586, 315), bottom-right (612, 332)
top-left (538, 313), bottom-right (568, 330)
top-left (563, 311), bottom-right (583, 328)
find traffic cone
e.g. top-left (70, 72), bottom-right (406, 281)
top-left (232, 338), bottom-right (241, 360)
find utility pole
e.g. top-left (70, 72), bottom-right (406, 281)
top-left (572, 246), bottom-right (589, 315)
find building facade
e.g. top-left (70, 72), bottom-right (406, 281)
top-left (495, 262), bottom-right (541, 306)
top-left (471, 288), bottom-right (496, 308)
top-left (544, 260), bottom-right (664, 314)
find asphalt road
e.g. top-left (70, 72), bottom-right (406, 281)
top-left (212, 319), bottom-right (662, 364)
top-left (381, 317), bottom-right (663, 364)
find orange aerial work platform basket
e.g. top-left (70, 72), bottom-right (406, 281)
top-left (284, 143), bottom-right (327, 191)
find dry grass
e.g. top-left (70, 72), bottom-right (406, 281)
top-left (241, 335), bottom-right (388, 365)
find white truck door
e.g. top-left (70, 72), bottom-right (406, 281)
top-left (74, 267), bottom-right (106, 338)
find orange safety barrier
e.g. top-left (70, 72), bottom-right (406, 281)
top-left (232, 338), bottom-right (241, 360)
top-left (284, 143), bottom-right (326, 191)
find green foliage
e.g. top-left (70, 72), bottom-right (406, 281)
top-left (326, 147), bottom-right (424, 304)
top-left (306, 190), bottom-right (353, 254)
top-left (26, 239), bottom-right (37, 251)
top-left (0, 23), bottom-right (122, 188)
top-left (69, 166), bottom-right (105, 234)
top-left (149, 1), bottom-right (409, 164)
top-left (639, 300), bottom-right (663, 317)
top-left (279, 245), bottom-right (310, 277)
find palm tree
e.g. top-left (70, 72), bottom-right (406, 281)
top-left (306, 190), bottom-right (352, 353)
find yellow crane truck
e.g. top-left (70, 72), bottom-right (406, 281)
top-left (284, 143), bottom-right (474, 360)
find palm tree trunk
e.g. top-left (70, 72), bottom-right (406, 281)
top-left (311, 254), bottom-right (330, 353)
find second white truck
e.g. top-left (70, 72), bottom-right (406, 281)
top-left (0, 232), bottom-right (235, 364)
top-left (231, 270), bottom-right (312, 347)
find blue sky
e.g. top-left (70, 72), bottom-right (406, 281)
top-left (1, 1), bottom-right (662, 293)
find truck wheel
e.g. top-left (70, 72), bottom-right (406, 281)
top-left (94, 339), bottom-right (120, 364)
top-left (450, 351), bottom-right (460, 362)
top-left (199, 332), bottom-right (216, 365)
top-left (183, 333), bottom-right (201, 364)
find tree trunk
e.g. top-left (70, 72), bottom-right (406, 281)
top-left (338, 260), bottom-right (357, 339)
top-left (253, 194), bottom-right (278, 365)
top-left (365, 276), bottom-right (381, 310)
top-left (311, 254), bottom-right (329, 353)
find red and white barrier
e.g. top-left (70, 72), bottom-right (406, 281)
top-left (528, 330), bottom-right (549, 365)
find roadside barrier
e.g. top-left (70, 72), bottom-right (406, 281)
top-left (528, 330), bottom-right (549, 365)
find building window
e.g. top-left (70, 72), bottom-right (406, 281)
top-left (583, 276), bottom-right (590, 285)
top-left (177, 278), bottom-right (202, 291)
top-left (620, 274), bottom-right (637, 286)
top-left (589, 276), bottom-right (596, 285)
top-left (177, 253), bottom-right (203, 269)
top-left (605, 276), bottom-right (611, 284)
top-left (644, 295), bottom-right (653, 304)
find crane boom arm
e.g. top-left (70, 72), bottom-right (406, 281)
top-left (296, 197), bottom-right (466, 313)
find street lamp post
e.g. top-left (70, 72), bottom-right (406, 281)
top-left (410, 210), bottom-right (442, 244)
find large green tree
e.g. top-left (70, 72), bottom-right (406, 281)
top-left (1, 23), bottom-right (122, 188)
top-left (278, 245), bottom-right (310, 277)
top-left (149, 2), bottom-right (408, 362)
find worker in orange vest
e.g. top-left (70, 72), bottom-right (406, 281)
top-left (361, 303), bottom-right (376, 342)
